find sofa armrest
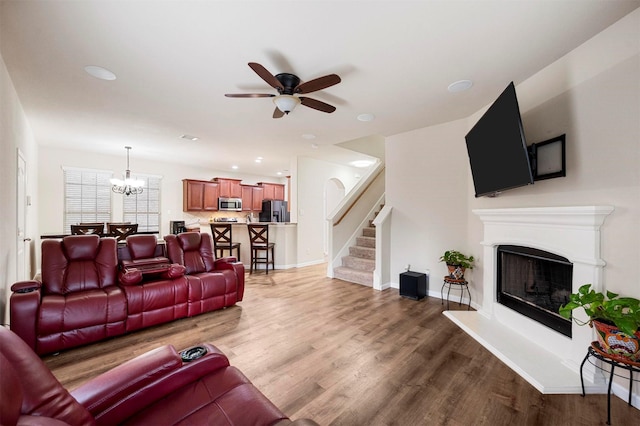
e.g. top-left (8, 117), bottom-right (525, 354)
top-left (72, 343), bottom-right (230, 425)
top-left (214, 259), bottom-right (245, 301)
top-left (9, 281), bottom-right (42, 351)
top-left (11, 280), bottom-right (41, 293)
top-left (118, 268), bottom-right (143, 286)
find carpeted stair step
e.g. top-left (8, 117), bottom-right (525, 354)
top-left (356, 235), bottom-right (375, 248)
top-left (342, 255), bottom-right (375, 272)
top-left (362, 227), bottom-right (376, 238)
top-left (334, 266), bottom-right (373, 287)
top-left (349, 245), bottom-right (375, 260)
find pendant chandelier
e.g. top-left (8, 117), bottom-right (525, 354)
top-left (110, 146), bottom-right (144, 196)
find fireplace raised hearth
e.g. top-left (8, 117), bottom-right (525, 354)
top-left (444, 206), bottom-right (614, 394)
top-left (497, 245), bottom-right (573, 337)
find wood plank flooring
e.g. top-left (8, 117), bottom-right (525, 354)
top-left (44, 264), bottom-right (640, 425)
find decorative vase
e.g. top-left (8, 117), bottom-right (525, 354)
top-left (446, 264), bottom-right (466, 280)
top-left (592, 320), bottom-right (640, 363)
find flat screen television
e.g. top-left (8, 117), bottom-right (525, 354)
top-left (465, 82), bottom-right (533, 197)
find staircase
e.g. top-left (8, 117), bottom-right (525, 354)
top-left (333, 219), bottom-right (376, 287)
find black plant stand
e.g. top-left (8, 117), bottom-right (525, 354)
top-left (440, 276), bottom-right (470, 310)
top-left (580, 342), bottom-right (640, 425)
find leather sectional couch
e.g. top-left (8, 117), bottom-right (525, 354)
top-left (0, 326), bottom-right (318, 426)
top-left (10, 232), bottom-right (244, 355)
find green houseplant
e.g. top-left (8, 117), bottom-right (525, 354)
top-left (559, 284), bottom-right (640, 361)
top-left (439, 250), bottom-right (474, 279)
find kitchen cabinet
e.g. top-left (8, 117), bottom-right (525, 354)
top-left (183, 179), bottom-right (219, 211)
top-left (214, 177), bottom-right (242, 198)
top-left (258, 182), bottom-right (285, 201)
top-left (251, 186), bottom-right (264, 211)
top-left (241, 185), bottom-right (254, 211)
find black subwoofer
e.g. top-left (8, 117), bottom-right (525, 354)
top-left (400, 271), bottom-right (428, 300)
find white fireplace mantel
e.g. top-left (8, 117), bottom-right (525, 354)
top-left (445, 205), bottom-right (614, 394)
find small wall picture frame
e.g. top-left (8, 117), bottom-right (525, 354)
top-left (531, 134), bottom-right (566, 181)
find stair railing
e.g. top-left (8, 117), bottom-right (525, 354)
top-left (326, 160), bottom-right (385, 281)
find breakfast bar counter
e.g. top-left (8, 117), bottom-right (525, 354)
top-left (198, 222), bottom-right (297, 270)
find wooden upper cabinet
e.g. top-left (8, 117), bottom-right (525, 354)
top-left (258, 182), bottom-right (285, 201)
top-left (214, 178), bottom-right (242, 198)
top-left (203, 182), bottom-right (219, 210)
top-left (183, 178), bottom-right (283, 212)
top-left (251, 186), bottom-right (264, 211)
top-left (183, 179), bottom-right (219, 211)
top-left (241, 185), bottom-right (253, 211)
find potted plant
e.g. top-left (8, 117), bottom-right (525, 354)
top-left (559, 284), bottom-right (640, 362)
top-left (439, 250), bottom-right (474, 280)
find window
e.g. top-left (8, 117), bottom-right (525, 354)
top-left (63, 168), bottom-right (112, 233)
top-left (123, 174), bottom-right (161, 232)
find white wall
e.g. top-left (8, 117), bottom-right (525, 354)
top-left (37, 145), bottom-right (285, 237)
top-left (296, 156), bottom-right (363, 266)
top-left (0, 54), bottom-right (38, 325)
top-left (386, 119), bottom-right (470, 288)
top-left (36, 147), bottom-right (362, 271)
top-left (467, 11), bottom-right (640, 306)
top-left (386, 9), bottom-right (640, 305)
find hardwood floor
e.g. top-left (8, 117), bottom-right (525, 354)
top-left (44, 264), bottom-right (640, 425)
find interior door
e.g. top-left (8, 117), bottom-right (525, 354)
top-left (17, 149), bottom-right (30, 281)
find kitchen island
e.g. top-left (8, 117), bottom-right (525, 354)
top-left (198, 222), bottom-right (297, 270)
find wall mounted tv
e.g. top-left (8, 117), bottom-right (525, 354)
top-left (465, 82), bottom-right (533, 197)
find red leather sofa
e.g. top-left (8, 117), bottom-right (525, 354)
top-left (10, 233), bottom-right (244, 355)
top-left (0, 326), bottom-right (317, 426)
top-left (165, 232), bottom-right (245, 316)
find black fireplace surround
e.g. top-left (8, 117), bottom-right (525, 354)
top-left (497, 245), bottom-right (573, 337)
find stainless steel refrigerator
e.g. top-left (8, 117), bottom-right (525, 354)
top-left (259, 200), bottom-right (289, 222)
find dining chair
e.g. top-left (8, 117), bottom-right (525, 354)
top-left (70, 223), bottom-right (104, 236)
top-left (247, 224), bottom-right (274, 274)
top-left (210, 223), bottom-right (241, 261)
top-left (107, 223), bottom-right (138, 241)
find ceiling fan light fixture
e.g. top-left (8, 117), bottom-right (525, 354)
top-left (273, 95), bottom-right (300, 114)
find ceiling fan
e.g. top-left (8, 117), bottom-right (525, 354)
top-left (225, 62), bottom-right (341, 118)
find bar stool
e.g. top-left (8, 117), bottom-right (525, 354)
top-left (210, 223), bottom-right (241, 261)
top-left (441, 276), bottom-right (471, 310)
top-left (247, 224), bottom-right (274, 274)
top-left (71, 223), bottom-right (105, 236)
top-left (107, 223), bottom-right (138, 241)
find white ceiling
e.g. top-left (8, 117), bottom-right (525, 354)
top-left (1, 0), bottom-right (638, 177)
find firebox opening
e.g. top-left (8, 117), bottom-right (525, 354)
top-left (497, 245), bottom-right (573, 337)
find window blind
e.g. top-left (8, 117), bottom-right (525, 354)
top-left (123, 175), bottom-right (161, 232)
top-left (63, 168), bottom-right (112, 233)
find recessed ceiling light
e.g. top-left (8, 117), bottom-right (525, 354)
top-left (84, 65), bottom-right (117, 81)
top-left (276, 172), bottom-right (283, 176)
top-left (448, 80), bottom-right (473, 93)
top-left (255, 157), bottom-right (263, 163)
top-left (180, 134), bottom-right (199, 141)
top-left (357, 113), bottom-right (375, 122)
top-left (350, 160), bottom-right (375, 168)
top-left (231, 165), bottom-right (238, 170)
top-left (302, 133), bottom-right (316, 140)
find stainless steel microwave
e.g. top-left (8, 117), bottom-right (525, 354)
top-left (218, 197), bottom-right (242, 211)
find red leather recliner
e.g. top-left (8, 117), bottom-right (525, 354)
top-left (0, 326), bottom-right (318, 426)
top-left (165, 232), bottom-right (245, 316)
top-left (10, 235), bottom-right (127, 355)
top-left (117, 234), bottom-right (190, 332)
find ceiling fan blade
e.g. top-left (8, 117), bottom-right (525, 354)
top-left (273, 107), bottom-right (285, 119)
top-left (300, 97), bottom-right (336, 113)
top-left (248, 62), bottom-right (284, 91)
top-left (225, 93), bottom-right (275, 98)
top-left (295, 74), bottom-right (341, 94)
